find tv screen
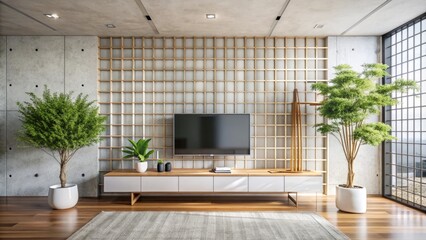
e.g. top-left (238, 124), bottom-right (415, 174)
top-left (174, 114), bottom-right (250, 155)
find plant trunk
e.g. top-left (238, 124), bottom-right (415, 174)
top-left (341, 124), bottom-right (358, 189)
top-left (347, 159), bottom-right (354, 188)
top-left (59, 150), bottom-right (68, 188)
top-left (60, 162), bottom-right (67, 188)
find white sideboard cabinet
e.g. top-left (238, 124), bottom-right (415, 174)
top-left (104, 169), bottom-right (322, 205)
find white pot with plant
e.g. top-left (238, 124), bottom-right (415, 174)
top-left (312, 64), bottom-right (416, 213)
top-left (17, 87), bottom-right (106, 209)
top-left (122, 139), bottom-right (154, 173)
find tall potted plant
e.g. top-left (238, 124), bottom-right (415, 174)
top-left (122, 139), bottom-right (154, 172)
top-left (312, 63), bottom-right (416, 213)
top-left (17, 87), bottom-right (106, 209)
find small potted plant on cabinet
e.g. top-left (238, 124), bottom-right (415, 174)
top-left (122, 139), bottom-right (154, 173)
top-left (17, 87), bottom-right (106, 209)
top-left (312, 63), bottom-right (416, 213)
top-left (157, 159), bottom-right (164, 172)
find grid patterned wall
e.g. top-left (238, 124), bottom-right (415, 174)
top-left (383, 14), bottom-right (426, 210)
top-left (98, 37), bottom-right (328, 185)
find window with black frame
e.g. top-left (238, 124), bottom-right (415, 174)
top-left (383, 13), bottom-right (426, 211)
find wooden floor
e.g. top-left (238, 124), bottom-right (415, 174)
top-left (0, 195), bottom-right (425, 239)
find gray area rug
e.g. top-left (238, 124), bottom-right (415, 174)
top-left (68, 211), bottom-right (349, 240)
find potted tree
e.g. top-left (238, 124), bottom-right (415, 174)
top-left (122, 139), bottom-right (154, 173)
top-left (17, 87), bottom-right (106, 209)
top-left (312, 63), bottom-right (416, 213)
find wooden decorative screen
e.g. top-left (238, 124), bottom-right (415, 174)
top-left (98, 37), bottom-right (328, 193)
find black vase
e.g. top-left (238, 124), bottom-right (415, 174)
top-left (165, 162), bottom-right (172, 172)
top-left (157, 162), bottom-right (164, 172)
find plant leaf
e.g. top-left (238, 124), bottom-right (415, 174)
top-left (16, 85), bottom-right (106, 155)
top-left (145, 149), bottom-right (155, 159)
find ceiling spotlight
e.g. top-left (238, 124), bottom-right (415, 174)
top-left (314, 24), bottom-right (324, 29)
top-left (44, 13), bottom-right (59, 19)
top-left (106, 24), bottom-right (116, 28)
top-left (206, 14), bottom-right (216, 19)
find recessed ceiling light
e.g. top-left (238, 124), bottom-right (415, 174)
top-left (314, 24), bottom-right (324, 29)
top-left (106, 24), bottom-right (116, 28)
top-left (44, 13), bottom-right (59, 19)
top-left (206, 14), bottom-right (215, 19)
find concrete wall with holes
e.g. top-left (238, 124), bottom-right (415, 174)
top-left (327, 36), bottom-right (382, 195)
top-left (0, 36), bottom-right (98, 197)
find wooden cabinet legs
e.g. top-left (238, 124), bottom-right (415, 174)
top-left (288, 192), bottom-right (298, 207)
top-left (130, 193), bottom-right (142, 205)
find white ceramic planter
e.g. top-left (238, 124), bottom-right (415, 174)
top-left (136, 161), bottom-right (148, 172)
top-left (48, 184), bottom-right (79, 210)
top-left (336, 185), bottom-right (367, 213)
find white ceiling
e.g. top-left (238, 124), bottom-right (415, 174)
top-left (0, 0), bottom-right (425, 36)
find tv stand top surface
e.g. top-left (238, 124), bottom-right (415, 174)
top-left (105, 168), bottom-right (322, 177)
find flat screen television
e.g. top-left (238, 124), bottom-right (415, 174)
top-left (174, 114), bottom-right (250, 155)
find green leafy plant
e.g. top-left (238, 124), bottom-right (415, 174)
top-left (17, 87), bottom-right (106, 188)
top-left (312, 63), bottom-right (417, 188)
top-left (122, 139), bottom-right (155, 162)
top-left (157, 159), bottom-right (164, 164)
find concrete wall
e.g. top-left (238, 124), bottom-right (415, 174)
top-left (0, 37), bottom-right (6, 196)
top-left (0, 36), bottom-right (98, 197)
top-left (327, 36), bottom-right (382, 195)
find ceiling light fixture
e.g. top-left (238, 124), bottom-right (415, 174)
top-left (106, 24), bottom-right (116, 28)
top-left (44, 13), bottom-right (59, 19)
top-left (314, 24), bottom-right (324, 29)
top-left (206, 14), bottom-right (215, 19)
top-left (268, 0), bottom-right (290, 37)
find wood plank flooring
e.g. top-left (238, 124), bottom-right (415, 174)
top-left (0, 195), bottom-right (425, 239)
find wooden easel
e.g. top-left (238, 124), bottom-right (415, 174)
top-left (290, 89), bottom-right (303, 172)
top-left (290, 89), bottom-right (320, 172)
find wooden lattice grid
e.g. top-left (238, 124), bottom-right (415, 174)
top-left (98, 36), bottom-right (329, 193)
